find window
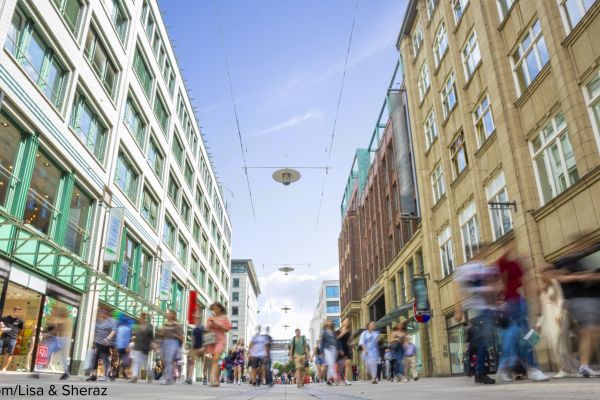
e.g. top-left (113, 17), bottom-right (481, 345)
top-left (418, 63), bottom-right (431, 101)
top-left (106, 0), bottom-right (128, 43)
top-left (438, 226), bottom-right (454, 277)
top-left (530, 113), bottom-right (579, 204)
top-left (326, 301), bottom-right (340, 313)
top-left (53, 0), bottom-right (82, 34)
top-left (561, 0), bottom-right (596, 31)
top-left (431, 163), bottom-right (445, 203)
top-left (441, 72), bottom-right (457, 119)
top-left (452, 0), bottom-right (469, 24)
top-left (0, 118), bottom-right (22, 209)
top-left (461, 30), bottom-right (481, 79)
top-left (139, 250), bottom-right (152, 298)
top-left (585, 70), bottom-right (600, 153)
top-left (434, 23), bottom-right (449, 67)
top-left (426, 0), bottom-right (438, 19)
top-left (180, 197), bottom-right (191, 225)
top-left (119, 233), bottom-right (136, 287)
top-left (133, 47), bottom-right (153, 98)
top-left (199, 265), bottom-right (206, 287)
top-left (162, 217), bottom-right (176, 250)
top-left (192, 219), bottom-right (201, 243)
top-left (141, 187), bottom-right (159, 229)
top-left (154, 93), bottom-right (169, 134)
top-left (177, 236), bottom-right (188, 265)
top-left (485, 171), bottom-right (513, 240)
top-left (424, 109), bottom-right (438, 149)
top-left (69, 92), bottom-right (107, 161)
top-left (84, 26), bottom-right (117, 96)
top-left (512, 19), bottom-right (550, 95)
top-left (167, 172), bottom-right (180, 204)
top-left (412, 20), bottom-right (424, 57)
top-left (497, 0), bottom-right (515, 21)
top-left (24, 152), bottom-right (62, 235)
top-left (184, 161), bottom-right (194, 188)
top-left (114, 152), bottom-right (138, 202)
top-left (124, 98), bottom-right (146, 146)
top-left (172, 136), bottom-right (184, 166)
top-left (232, 278), bottom-right (240, 288)
top-left (473, 95), bottom-right (495, 147)
top-left (232, 306), bottom-right (239, 316)
top-left (232, 292), bottom-right (239, 302)
top-left (450, 132), bottom-right (468, 178)
top-left (326, 286), bottom-right (340, 298)
top-left (201, 233), bottom-right (208, 256)
top-left (6, 9), bottom-right (67, 108)
top-left (146, 136), bottom-right (164, 178)
top-left (459, 202), bottom-right (479, 261)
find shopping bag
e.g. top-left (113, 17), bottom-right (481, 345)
top-left (84, 348), bottom-right (96, 371)
top-left (203, 332), bottom-right (216, 346)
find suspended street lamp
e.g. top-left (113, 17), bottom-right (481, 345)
top-left (281, 306), bottom-right (291, 313)
top-left (272, 168), bottom-right (301, 186)
top-left (278, 266), bottom-right (295, 275)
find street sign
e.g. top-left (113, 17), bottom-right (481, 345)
top-left (159, 261), bottom-right (173, 301)
top-left (104, 208), bottom-right (124, 262)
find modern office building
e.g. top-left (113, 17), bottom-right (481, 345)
top-left (270, 339), bottom-right (292, 366)
top-left (0, 0), bottom-right (231, 375)
top-left (309, 280), bottom-right (341, 347)
top-left (397, 0), bottom-right (600, 376)
top-left (229, 259), bottom-right (260, 347)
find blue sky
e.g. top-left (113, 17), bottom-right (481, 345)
top-left (159, 0), bottom-right (407, 338)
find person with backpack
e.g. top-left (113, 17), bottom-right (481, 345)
top-left (288, 328), bottom-right (310, 388)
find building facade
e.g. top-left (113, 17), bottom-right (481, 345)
top-left (309, 280), bottom-right (341, 348)
top-left (0, 0), bottom-right (231, 375)
top-left (270, 339), bottom-right (291, 366)
top-left (398, 0), bottom-right (600, 376)
top-left (229, 259), bottom-right (260, 347)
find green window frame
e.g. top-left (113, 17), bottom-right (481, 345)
top-left (162, 216), bottom-right (176, 251)
top-left (141, 187), bottom-right (159, 229)
top-left (53, 0), bottom-right (83, 34)
top-left (6, 8), bottom-right (67, 108)
top-left (114, 152), bottom-right (139, 202)
top-left (180, 197), bottom-right (190, 226)
top-left (124, 98), bottom-right (146, 146)
top-left (167, 172), bottom-right (180, 205)
top-left (69, 92), bottom-right (107, 161)
top-left (171, 280), bottom-right (184, 320)
top-left (177, 235), bottom-right (187, 265)
top-left (133, 47), bottom-right (153, 98)
top-left (201, 234), bottom-right (208, 256)
top-left (153, 93), bottom-right (169, 134)
top-left (192, 219), bottom-right (201, 243)
top-left (108, 0), bottom-right (128, 43)
top-left (139, 249), bottom-right (152, 299)
top-left (199, 265), bottom-right (206, 288)
top-left (195, 184), bottom-right (204, 209)
top-left (84, 26), bottom-right (118, 97)
top-left (65, 184), bottom-right (93, 258)
top-left (184, 160), bottom-right (193, 188)
top-left (191, 255), bottom-right (199, 280)
top-left (171, 135), bottom-right (184, 167)
top-left (146, 136), bottom-right (164, 178)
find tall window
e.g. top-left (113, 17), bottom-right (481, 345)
top-left (561, 0), bottom-right (596, 31)
top-left (146, 136), bottom-right (164, 178)
top-left (141, 187), bottom-right (159, 229)
top-left (114, 152), bottom-right (138, 202)
top-left (412, 20), bottom-right (424, 57)
top-left (461, 30), bottom-right (481, 79)
top-left (438, 226), bottom-right (454, 277)
top-left (119, 234), bottom-right (136, 287)
top-left (180, 197), bottom-right (191, 225)
top-left (0, 116), bottom-right (23, 209)
top-left (139, 250), bottom-right (152, 298)
top-left (441, 72), bottom-right (457, 119)
top-left (184, 161), bottom-right (194, 188)
top-left (167, 172), bottom-right (180, 204)
top-left (452, 0), bottom-right (469, 24)
top-left (192, 219), bottom-right (201, 243)
top-left (326, 286), bottom-right (340, 298)
top-left (124, 98), bottom-right (146, 146)
top-left (530, 113), bottom-right (579, 204)
top-left (24, 152), bottom-right (62, 235)
top-left (418, 63), bottom-right (431, 101)
top-left (177, 236), bottom-right (188, 265)
top-left (7, 9), bottom-right (67, 108)
top-left (232, 292), bottom-right (239, 302)
top-left (431, 163), bottom-right (445, 203)
top-left (450, 132), bottom-right (468, 178)
top-left (106, 0), bottom-right (128, 43)
top-left (459, 202), bottom-right (479, 261)
top-left (326, 301), bottom-right (340, 313)
top-left (473, 95), bottom-right (495, 147)
top-left (585, 70), bottom-right (600, 153)
top-left (154, 93), bottom-right (169, 134)
top-left (172, 136), bottom-right (184, 166)
top-left (427, 0), bottom-right (438, 19)
top-left (65, 185), bottom-right (93, 257)
top-left (84, 26), bottom-right (117, 96)
top-left (70, 92), bottom-right (107, 161)
top-left (485, 171), bottom-right (513, 240)
top-left (232, 278), bottom-right (240, 288)
top-left (53, 0), bottom-right (83, 34)
top-left (424, 109), bottom-right (438, 149)
top-left (133, 47), bottom-right (153, 98)
top-left (434, 23), bottom-right (448, 67)
top-left (512, 19), bottom-right (550, 95)
top-left (162, 217), bottom-right (176, 250)
top-left (497, 0), bottom-right (515, 21)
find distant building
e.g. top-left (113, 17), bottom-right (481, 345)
top-left (229, 259), bottom-right (261, 347)
top-left (270, 339), bottom-right (292, 366)
top-left (309, 280), bottom-right (340, 347)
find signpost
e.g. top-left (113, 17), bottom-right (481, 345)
top-left (104, 208), bottom-right (124, 263)
top-left (159, 261), bottom-right (173, 301)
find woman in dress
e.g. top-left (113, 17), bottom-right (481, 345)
top-left (336, 317), bottom-right (352, 385)
top-left (233, 339), bottom-right (245, 385)
top-left (205, 302), bottom-right (232, 387)
top-left (359, 321), bottom-right (380, 384)
top-left (321, 319), bottom-right (339, 385)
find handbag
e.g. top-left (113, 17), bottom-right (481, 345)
top-left (83, 348), bottom-right (96, 371)
top-left (203, 332), bottom-right (216, 346)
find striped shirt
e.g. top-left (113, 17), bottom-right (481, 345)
top-left (94, 317), bottom-right (117, 345)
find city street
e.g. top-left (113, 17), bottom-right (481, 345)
top-left (0, 374), bottom-right (599, 400)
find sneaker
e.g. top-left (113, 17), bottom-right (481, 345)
top-left (475, 374), bottom-right (495, 384)
top-left (553, 370), bottom-right (570, 379)
top-left (128, 377), bottom-right (138, 383)
top-left (579, 366), bottom-right (595, 378)
top-left (498, 369), bottom-right (513, 382)
top-left (31, 373), bottom-right (40, 379)
top-left (344, 380), bottom-right (352, 385)
top-left (98, 376), bottom-right (107, 382)
top-left (86, 376), bottom-right (97, 382)
top-left (59, 374), bottom-right (69, 380)
top-left (528, 368), bottom-right (550, 382)
top-left (403, 378), bottom-right (409, 383)
top-left (185, 378), bottom-right (192, 385)
top-left (372, 380), bottom-right (378, 384)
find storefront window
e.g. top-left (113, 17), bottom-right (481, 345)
top-left (23, 152), bottom-right (62, 235)
top-left (446, 315), bottom-right (466, 375)
top-left (64, 185), bottom-right (92, 257)
top-left (0, 116), bottom-right (21, 209)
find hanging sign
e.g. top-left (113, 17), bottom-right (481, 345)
top-left (159, 261), bottom-right (173, 301)
top-left (104, 208), bottom-right (124, 262)
top-left (412, 276), bottom-right (431, 323)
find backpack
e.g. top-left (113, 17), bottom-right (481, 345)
top-left (291, 335), bottom-right (308, 355)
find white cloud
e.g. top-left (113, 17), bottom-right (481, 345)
top-left (254, 110), bottom-right (325, 136)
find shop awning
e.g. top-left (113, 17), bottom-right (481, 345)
top-left (375, 303), bottom-right (412, 329)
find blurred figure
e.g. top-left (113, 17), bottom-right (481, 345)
top-left (249, 326), bottom-right (266, 386)
top-left (205, 302), bottom-right (231, 387)
top-left (336, 318), bottom-right (353, 385)
top-left (157, 309), bottom-right (183, 385)
top-left (496, 246), bottom-right (549, 382)
top-left (545, 237), bottom-right (600, 377)
top-left (321, 320), bottom-right (338, 385)
top-left (455, 247), bottom-right (498, 385)
top-left (289, 328), bottom-right (310, 388)
top-left (232, 339), bottom-right (245, 385)
top-left (129, 312), bottom-right (153, 383)
top-left (34, 307), bottom-right (70, 379)
top-left (0, 307), bottom-right (24, 373)
top-left (185, 313), bottom-right (205, 385)
top-left (115, 315), bottom-right (132, 379)
top-left (312, 340), bottom-right (325, 383)
top-left (359, 321), bottom-right (380, 384)
top-left (402, 335), bottom-right (418, 381)
top-left (384, 347), bottom-right (393, 380)
top-left (264, 327), bottom-right (273, 386)
top-left (390, 318), bottom-right (407, 382)
top-left (87, 309), bottom-right (116, 382)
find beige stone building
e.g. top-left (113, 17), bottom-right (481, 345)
top-left (397, 0), bottom-right (600, 376)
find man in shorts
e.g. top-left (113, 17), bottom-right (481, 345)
top-left (186, 313), bottom-right (205, 384)
top-left (248, 327), bottom-right (266, 386)
top-left (0, 307), bottom-right (24, 372)
top-left (289, 328), bottom-right (309, 387)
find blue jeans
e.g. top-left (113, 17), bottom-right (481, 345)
top-left (471, 309), bottom-right (495, 376)
top-left (161, 339), bottom-right (180, 383)
top-left (394, 347), bottom-right (404, 376)
top-left (499, 297), bottom-right (536, 371)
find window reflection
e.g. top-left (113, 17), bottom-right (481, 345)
top-left (0, 116), bottom-right (21, 208)
top-left (65, 185), bottom-right (92, 256)
top-left (23, 152), bottom-right (62, 234)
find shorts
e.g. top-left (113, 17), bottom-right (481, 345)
top-left (248, 356), bottom-right (263, 369)
top-left (0, 337), bottom-right (16, 355)
top-left (567, 297), bottom-right (600, 328)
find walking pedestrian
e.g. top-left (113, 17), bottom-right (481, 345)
top-left (248, 327), bottom-right (266, 386)
top-left (359, 321), bottom-right (380, 384)
top-left (312, 340), bottom-right (325, 383)
top-left (496, 246), bottom-right (549, 382)
top-left (156, 309), bottom-right (183, 385)
top-left (33, 306), bottom-right (70, 379)
top-left (455, 247), bottom-right (498, 385)
top-left (129, 312), bottom-right (154, 383)
top-left (336, 317), bottom-right (353, 385)
top-left (384, 347), bottom-right (393, 380)
top-left (264, 327), bottom-right (273, 386)
top-left (86, 309), bottom-right (116, 382)
top-left (289, 328), bottom-right (310, 388)
top-left (390, 318), bottom-right (407, 381)
top-left (232, 339), bottom-right (245, 385)
top-left (0, 307), bottom-right (24, 373)
top-left (321, 320), bottom-right (339, 385)
top-left (205, 302), bottom-right (231, 387)
top-left (115, 314), bottom-right (132, 379)
top-left (185, 313), bottom-right (205, 384)
top-left (402, 336), bottom-right (418, 381)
